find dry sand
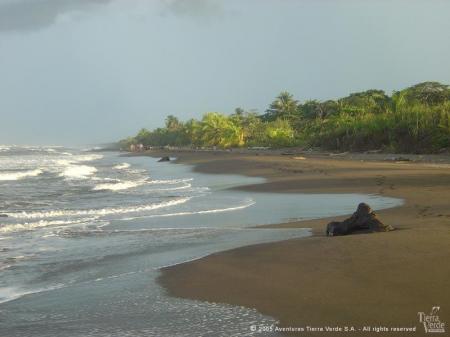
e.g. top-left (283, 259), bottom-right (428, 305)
top-left (145, 150), bottom-right (450, 336)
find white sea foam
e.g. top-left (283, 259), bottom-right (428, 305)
top-left (151, 200), bottom-right (255, 217)
top-left (122, 199), bottom-right (255, 221)
top-left (54, 154), bottom-right (102, 167)
top-left (148, 183), bottom-right (193, 192)
top-left (156, 183), bottom-right (193, 191)
top-left (113, 163), bottom-right (130, 170)
top-left (0, 287), bottom-right (33, 304)
top-left (53, 154), bottom-right (103, 180)
top-left (55, 159), bottom-right (72, 166)
top-left (0, 218), bottom-right (99, 234)
top-left (6, 197), bottom-right (191, 220)
top-left (91, 177), bottom-right (119, 182)
top-left (60, 165), bottom-right (97, 179)
top-left (147, 178), bottom-right (193, 185)
top-left (0, 284), bottom-right (65, 304)
top-left (93, 179), bottom-right (195, 192)
top-left (0, 169), bottom-right (43, 181)
top-left (93, 180), bottom-right (144, 191)
top-left (74, 154), bottom-right (103, 162)
top-left (41, 233), bottom-right (57, 238)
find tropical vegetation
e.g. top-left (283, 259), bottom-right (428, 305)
top-left (120, 82), bottom-right (450, 153)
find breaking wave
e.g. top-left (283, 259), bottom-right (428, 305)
top-left (147, 178), bottom-right (193, 185)
top-left (0, 169), bottom-right (43, 181)
top-left (93, 180), bottom-right (144, 191)
top-left (113, 163), bottom-right (130, 170)
top-left (149, 199), bottom-right (255, 217)
top-left (59, 165), bottom-right (97, 180)
top-left (0, 285), bottom-right (66, 305)
top-left (123, 199), bottom-right (255, 221)
top-left (93, 179), bottom-right (195, 192)
top-left (152, 183), bottom-right (193, 191)
top-left (0, 218), bottom-right (99, 234)
top-left (74, 154), bottom-right (104, 162)
top-left (6, 197), bottom-right (191, 220)
top-left (53, 154), bottom-right (104, 180)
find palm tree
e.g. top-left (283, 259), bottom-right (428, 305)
top-left (264, 91), bottom-right (299, 122)
top-left (200, 112), bottom-right (243, 148)
top-left (165, 115), bottom-right (182, 131)
top-left (184, 118), bottom-right (201, 146)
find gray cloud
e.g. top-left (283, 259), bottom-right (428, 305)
top-left (161, 0), bottom-right (223, 18)
top-left (1, 0), bottom-right (449, 145)
top-left (0, 0), bottom-right (111, 33)
top-left (0, 0), bottom-right (224, 33)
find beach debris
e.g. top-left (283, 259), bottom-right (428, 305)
top-left (0, 214), bottom-right (8, 218)
top-left (386, 156), bottom-right (411, 162)
top-left (248, 146), bottom-right (270, 150)
top-left (158, 156), bottom-right (171, 162)
top-left (326, 203), bottom-right (394, 236)
top-left (394, 157), bottom-right (411, 162)
top-left (329, 152), bottom-right (349, 157)
top-left (365, 149), bottom-right (383, 154)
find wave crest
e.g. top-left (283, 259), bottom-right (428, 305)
top-left (59, 165), bottom-right (97, 179)
top-left (74, 154), bottom-right (103, 162)
top-left (147, 178), bottom-right (193, 185)
top-left (122, 199), bottom-right (255, 221)
top-left (6, 197), bottom-right (191, 220)
top-left (93, 180), bottom-right (144, 191)
top-left (113, 163), bottom-right (130, 170)
top-left (0, 218), bottom-right (98, 234)
top-left (149, 199), bottom-right (255, 218)
top-left (0, 169), bottom-right (43, 181)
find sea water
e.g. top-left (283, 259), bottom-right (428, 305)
top-left (0, 146), bottom-right (402, 336)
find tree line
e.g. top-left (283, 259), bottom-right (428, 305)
top-left (120, 82), bottom-right (450, 153)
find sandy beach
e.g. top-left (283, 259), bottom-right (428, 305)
top-left (150, 149), bottom-right (450, 336)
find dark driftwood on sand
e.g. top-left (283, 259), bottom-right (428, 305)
top-left (326, 203), bottom-right (394, 236)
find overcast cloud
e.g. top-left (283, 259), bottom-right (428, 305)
top-left (0, 0), bottom-right (449, 145)
top-left (0, 0), bottom-right (113, 32)
top-left (0, 0), bottom-right (223, 32)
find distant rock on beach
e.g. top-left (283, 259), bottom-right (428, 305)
top-left (326, 203), bottom-right (394, 236)
top-left (158, 156), bottom-right (171, 162)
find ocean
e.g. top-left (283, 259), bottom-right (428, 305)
top-left (0, 146), bottom-right (402, 336)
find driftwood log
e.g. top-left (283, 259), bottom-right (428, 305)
top-left (326, 203), bottom-right (394, 236)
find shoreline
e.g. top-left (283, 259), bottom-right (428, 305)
top-left (135, 150), bottom-right (449, 335)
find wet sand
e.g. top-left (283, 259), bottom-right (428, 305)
top-left (146, 150), bottom-right (450, 336)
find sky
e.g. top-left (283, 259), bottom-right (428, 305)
top-left (0, 0), bottom-right (449, 145)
